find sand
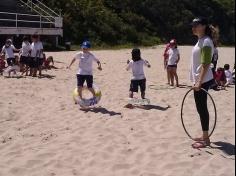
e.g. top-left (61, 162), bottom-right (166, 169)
top-left (0, 46), bottom-right (235, 176)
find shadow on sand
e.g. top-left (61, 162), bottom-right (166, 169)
top-left (81, 107), bottom-right (122, 117)
top-left (212, 141), bottom-right (235, 156)
top-left (124, 104), bottom-right (170, 111)
top-left (39, 74), bottom-right (56, 79)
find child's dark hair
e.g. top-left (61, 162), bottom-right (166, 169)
top-left (23, 36), bottom-right (29, 41)
top-left (224, 64), bottom-right (230, 70)
top-left (217, 67), bottom-right (224, 72)
top-left (131, 48), bottom-right (141, 62)
top-left (32, 34), bottom-right (39, 39)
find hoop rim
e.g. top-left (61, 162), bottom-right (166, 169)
top-left (180, 88), bottom-right (217, 140)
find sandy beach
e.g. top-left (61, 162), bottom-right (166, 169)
top-left (0, 45), bottom-right (235, 176)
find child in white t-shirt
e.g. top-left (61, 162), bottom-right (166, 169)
top-left (167, 39), bottom-right (180, 87)
top-left (1, 39), bottom-right (20, 66)
top-left (20, 36), bottom-right (31, 75)
top-left (30, 34), bottom-right (44, 77)
top-left (68, 41), bottom-right (102, 101)
top-left (126, 48), bottom-right (151, 100)
top-left (224, 64), bottom-right (233, 86)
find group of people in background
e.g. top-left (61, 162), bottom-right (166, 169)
top-left (163, 37), bottom-right (234, 90)
top-left (0, 34), bottom-right (55, 77)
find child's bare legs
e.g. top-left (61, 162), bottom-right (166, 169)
top-left (141, 91), bottom-right (145, 99)
top-left (88, 88), bottom-right (96, 98)
top-left (25, 66), bottom-right (29, 76)
top-left (19, 63), bottom-right (24, 72)
top-left (32, 68), bottom-right (37, 77)
top-left (38, 65), bottom-right (42, 76)
top-left (167, 70), bottom-right (170, 85)
top-left (77, 86), bottom-right (83, 99)
top-left (29, 68), bottom-right (33, 76)
top-left (173, 68), bottom-right (179, 87)
top-left (129, 91), bottom-right (134, 98)
top-left (169, 68), bottom-right (174, 86)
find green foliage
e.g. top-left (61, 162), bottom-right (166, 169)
top-left (44, 0), bottom-right (235, 46)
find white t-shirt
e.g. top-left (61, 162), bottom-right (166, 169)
top-left (225, 70), bottom-right (233, 84)
top-left (1, 45), bottom-right (16, 59)
top-left (127, 59), bottom-right (149, 80)
top-left (75, 52), bottom-right (99, 75)
top-left (190, 36), bottom-right (214, 84)
top-left (31, 41), bottom-right (43, 58)
top-left (167, 47), bottom-right (179, 65)
top-left (21, 41), bottom-right (31, 57)
top-left (212, 47), bottom-right (218, 62)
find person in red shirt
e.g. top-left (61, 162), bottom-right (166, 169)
top-left (0, 54), bottom-right (6, 75)
top-left (215, 67), bottom-right (226, 89)
top-left (163, 43), bottom-right (171, 85)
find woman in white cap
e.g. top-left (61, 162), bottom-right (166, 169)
top-left (190, 17), bottom-right (219, 148)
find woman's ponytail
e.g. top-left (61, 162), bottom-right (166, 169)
top-left (206, 25), bottom-right (220, 46)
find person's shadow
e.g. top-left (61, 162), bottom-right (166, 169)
top-left (178, 84), bottom-right (192, 89)
top-left (39, 74), bottom-right (56, 79)
top-left (212, 141), bottom-right (235, 156)
top-left (132, 104), bottom-right (170, 111)
top-left (81, 107), bottom-right (122, 117)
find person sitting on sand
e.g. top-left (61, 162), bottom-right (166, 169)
top-left (215, 67), bottom-right (226, 89)
top-left (67, 41), bottom-right (102, 101)
top-left (42, 55), bottom-right (58, 70)
top-left (0, 54), bottom-right (6, 75)
top-left (224, 64), bottom-right (233, 87)
top-left (5, 55), bottom-right (20, 77)
top-left (126, 48), bottom-right (151, 102)
top-left (167, 39), bottom-right (180, 87)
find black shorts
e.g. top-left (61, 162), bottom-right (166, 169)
top-left (167, 65), bottom-right (177, 68)
top-left (37, 58), bottom-right (44, 67)
top-left (7, 57), bottom-right (16, 66)
top-left (20, 56), bottom-right (29, 65)
top-left (29, 57), bottom-right (39, 68)
top-left (130, 79), bottom-right (146, 93)
top-left (77, 75), bottom-right (93, 88)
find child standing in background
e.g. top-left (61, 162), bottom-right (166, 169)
top-left (126, 48), bottom-right (151, 100)
top-left (20, 36), bottom-right (31, 76)
top-left (30, 34), bottom-right (43, 77)
top-left (1, 39), bottom-right (20, 66)
top-left (167, 39), bottom-right (180, 87)
top-left (163, 43), bottom-right (171, 85)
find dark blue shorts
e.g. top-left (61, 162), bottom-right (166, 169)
top-left (29, 57), bottom-right (39, 68)
top-left (167, 65), bottom-right (177, 68)
top-left (77, 75), bottom-right (93, 88)
top-left (7, 57), bottom-right (16, 66)
top-left (130, 79), bottom-right (146, 93)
